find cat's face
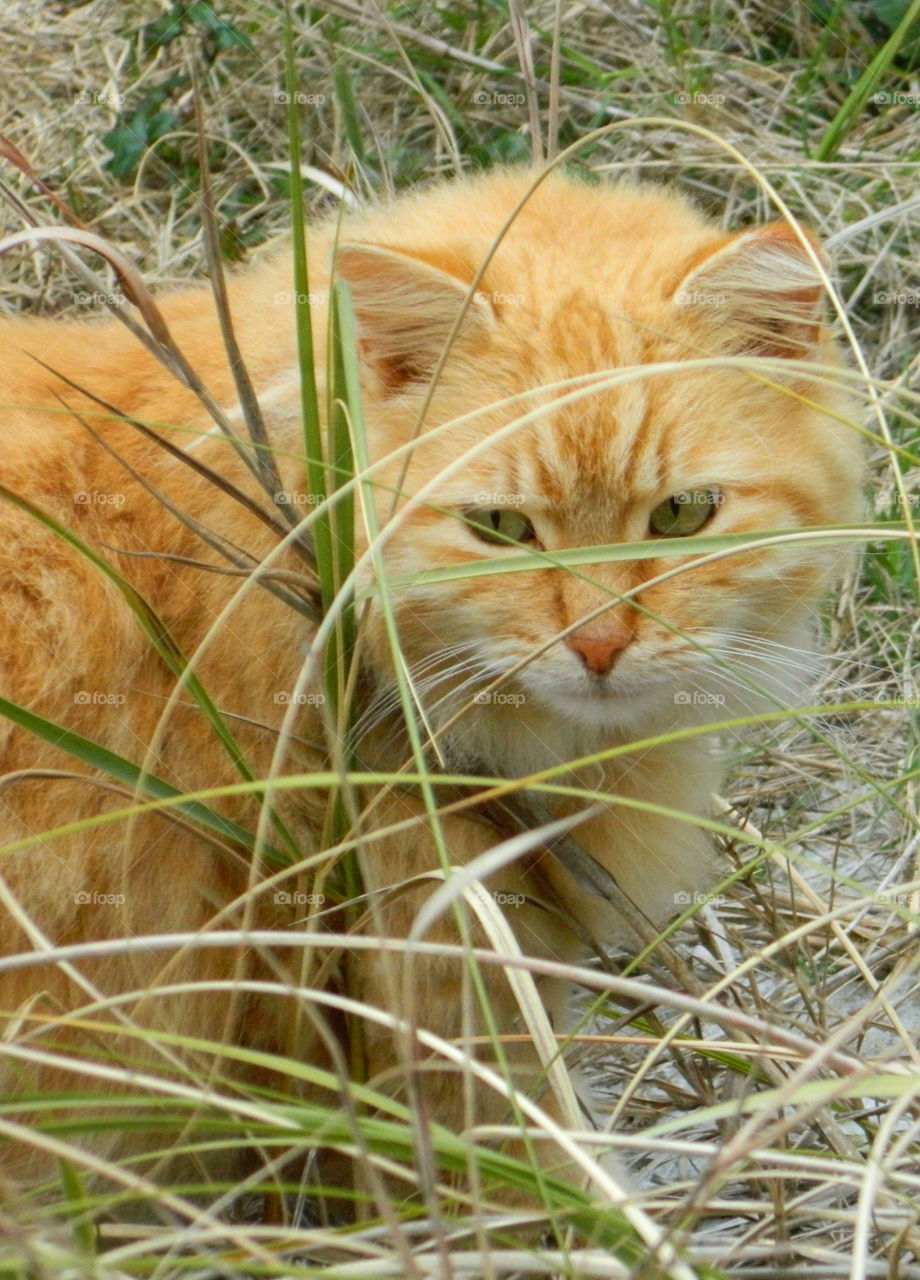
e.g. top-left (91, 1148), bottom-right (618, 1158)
top-left (335, 172), bottom-right (863, 762)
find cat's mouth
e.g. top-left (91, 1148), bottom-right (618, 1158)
top-left (516, 664), bottom-right (688, 721)
top-left (506, 646), bottom-right (742, 726)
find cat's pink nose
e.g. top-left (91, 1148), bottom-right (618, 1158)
top-left (566, 625), bottom-right (633, 676)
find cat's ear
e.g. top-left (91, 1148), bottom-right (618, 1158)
top-left (333, 243), bottom-right (490, 393)
top-left (672, 223), bottom-right (828, 358)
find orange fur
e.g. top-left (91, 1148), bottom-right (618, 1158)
top-left (0, 168), bottom-right (863, 1207)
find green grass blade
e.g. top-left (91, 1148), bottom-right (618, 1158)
top-left (388, 522), bottom-right (903, 588)
top-left (815, 0), bottom-right (920, 160)
top-left (283, 3), bottom-right (333, 610)
top-left (324, 278), bottom-right (359, 715)
top-left (56, 1159), bottom-right (96, 1255)
top-left (332, 61), bottom-right (368, 169)
top-left (0, 692), bottom-right (277, 859)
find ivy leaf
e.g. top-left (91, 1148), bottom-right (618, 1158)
top-left (142, 11), bottom-right (185, 49)
top-left (187, 1), bottom-right (255, 51)
top-left (102, 105), bottom-right (179, 178)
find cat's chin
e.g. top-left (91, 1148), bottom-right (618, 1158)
top-left (521, 664), bottom-right (810, 740)
top-left (537, 682), bottom-right (653, 723)
top-left (531, 683), bottom-right (714, 737)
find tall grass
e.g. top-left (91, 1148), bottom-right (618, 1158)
top-left (0, 3), bottom-right (919, 1278)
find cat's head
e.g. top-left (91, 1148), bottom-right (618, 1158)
top-left (333, 170), bottom-right (864, 766)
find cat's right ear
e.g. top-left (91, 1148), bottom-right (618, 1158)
top-left (671, 222), bottom-right (828, 359)
top-left (332, 243), bottom-right (492, 393)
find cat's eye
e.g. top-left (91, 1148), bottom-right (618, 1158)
top-left (463, 508), bottom-right (537, 546)
top-left (649, 488), bottom-right (722, 537)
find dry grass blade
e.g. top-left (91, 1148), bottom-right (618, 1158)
top-left (507, 0), bottom-right (544, 164)
top-left (192, 73), bottom-right (288, 510)
top-left (0, 132), bottom-right (88, 228)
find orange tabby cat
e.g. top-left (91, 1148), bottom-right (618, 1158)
top-left (0, 167), bottom-right (862, 1212)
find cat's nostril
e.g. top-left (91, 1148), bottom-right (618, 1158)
top-left (566, 628), bottom-right (633, 676)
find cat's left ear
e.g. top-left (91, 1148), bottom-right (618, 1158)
top-left (333, 242), bottom-right (491, 393)
top-left (672, 222), bottom-right (828, 358)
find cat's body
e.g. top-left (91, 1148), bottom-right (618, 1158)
top-left (0, 168), bottom-right (862, 1206)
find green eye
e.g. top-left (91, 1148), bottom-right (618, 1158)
top-left (464, 508), bottom-right (537, 545)
top-left (649, 488), bottom-right (722, 537)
